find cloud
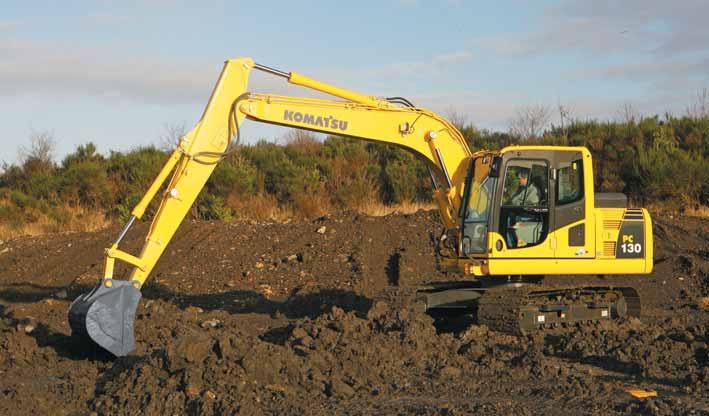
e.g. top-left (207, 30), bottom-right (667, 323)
top-left (556, 0), bottom-right (709, 57)
top-left (351, 50), bottom-right (473, 79)
top-left (0, 19), bottom-right (28, 31)
top-left (395, 0), bottom-right (465, 7)
top-left (80, 12), bottom-right (133, 27)
top-left (471, 16), bottom-right (654, 57)
top-left (472, 0), bottom-right (709, 59)
top-left (0, 39), bottom-right (293, 105)
top-left (468, 0), bottom-right (708, 101)
top-left (0, 39), bottom-right (210, 103)
top-left (574, 57), bottom-right (709, 82)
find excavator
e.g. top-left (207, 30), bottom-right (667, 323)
top-left (69, 58), bottom-right (653, 356)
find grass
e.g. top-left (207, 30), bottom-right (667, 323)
top-left (643, 201), bottom-right (709, 218)
top-left (0, 205), bottom-right (111, 240)
top-left (356, 200), bottom-right (436, 217)
top-left (1, 196), bottom-right (703, 242)
top-left (227, 193), bottom-right (295, 223)
top-left (684, 205), bottom-right (709, 218)
top-left (0, 198), bottom-right (437, 240)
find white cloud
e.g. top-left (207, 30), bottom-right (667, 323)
top-left (471, 0), bottom-right (709, 59)
top-left (470, 16), bottom-right (658, 57)
top-left (557, 0), bottom-right (709, 56)
top-left (345, 50), bottom-right (473, 79)
top-left (0, 39), bottom-right (295, 105)
top-left (574, 57), bottom-right (709, 82)
top-left (395, 0), bottom-right (466, 7)
top-left (80, 12), bottom-right (133, 27)
top-left (467, 0), bottom-right (709, 107)
top-left (0, 19), bottom-right (28, 31)
top-left (0, 39), bottom-right (210, 103)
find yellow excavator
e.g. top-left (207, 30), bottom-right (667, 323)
top-left (69, 58), bottom-right (653, 356)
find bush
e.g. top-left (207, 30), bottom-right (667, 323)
top-left (61, 159), bottom-right (110, 206)
top-left (107, 146), bottom-right (167, 219)
top-left (10, 190), bottom-right (34, 209)
top-left (1, 113), bottom-right (707, 237)
top-left (624, 141), bottom-right (708, 206)
top-left (196, 194), bottom-right (233, 221)
top-left (0, 203), bottom-right (30, 228)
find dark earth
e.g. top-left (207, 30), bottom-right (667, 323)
top-left (0, 211), bottom-right (707, 415)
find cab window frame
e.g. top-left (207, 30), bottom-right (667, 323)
top-left (498, 157), bottom-right (550, 250)
top-left (500, 158), bottom-right (550, 209)
top-left (555, 158), bottom-right (584, 206)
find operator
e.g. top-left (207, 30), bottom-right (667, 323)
top-left (510, 169), bottom-right (539, 206)
top-left (505, 169), bottom-right (540, 248)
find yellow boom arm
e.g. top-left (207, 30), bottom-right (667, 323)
top-left (105, 57), bottom-right (471, 287)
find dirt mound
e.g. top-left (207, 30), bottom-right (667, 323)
top-left (92, 301), bottom-right (709, 415)
top-left (90, 302), bottom-right (441, 415)
top-left (545, 319), bottom-right (707, 387)
top-left (0, 211), bottom-right (707, 415)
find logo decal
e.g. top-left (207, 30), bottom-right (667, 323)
top-left (283, 110), bottom-right (349, 131)
top-left (616, 224), bottom-right (644, 258)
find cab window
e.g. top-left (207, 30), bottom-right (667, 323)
top-left (461, 156), bottom-right (495, 255)
top-left (557, 159), bottom-right (583, 205)
top-left (499, 160), bottom-right (549, 249)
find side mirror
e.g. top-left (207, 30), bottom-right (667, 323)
top-left (489, 156), bottom-right (502, 177)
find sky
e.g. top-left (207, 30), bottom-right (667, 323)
top-left (1, 0), bottom-right (708, 164)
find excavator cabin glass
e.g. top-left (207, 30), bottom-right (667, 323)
top-left (461, 156), bottom-right (496, 255)
top-left (499, 159), bottom-right (550, 249)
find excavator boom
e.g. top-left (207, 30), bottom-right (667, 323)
top-left (69, 58), bottom-right (472, 356)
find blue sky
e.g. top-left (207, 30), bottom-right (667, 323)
top-left (1, 0), bottom-right (708, 164)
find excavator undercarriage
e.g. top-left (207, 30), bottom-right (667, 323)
top-left (422, 279), bottom-right (640, 334)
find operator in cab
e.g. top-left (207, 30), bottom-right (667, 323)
top-left (510, 169), bottom-right (539, 206)
top-left (505, 168), bottom-right (541, 248)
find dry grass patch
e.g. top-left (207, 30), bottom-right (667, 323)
top-left (227, 193), bottom-right (294, 223)
top-left (0, 205), bottom-right (111, 240)
top-left (356, 201), bottom-right (436, 217)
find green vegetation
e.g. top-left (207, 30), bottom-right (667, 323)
top-left (1, 113), bottom-right (707, 237)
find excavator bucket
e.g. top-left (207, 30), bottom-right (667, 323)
top-left (68, 280), bottom-right (142, 357)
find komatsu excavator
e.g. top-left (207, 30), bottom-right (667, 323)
top-left (69, 58), bottom-right (653, 356)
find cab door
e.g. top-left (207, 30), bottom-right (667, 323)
top-left (552, 151), bottom-right (593, 258)
top-left (495, 156), bottom-right (555, 258)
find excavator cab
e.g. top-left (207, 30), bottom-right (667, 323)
top-left (458, 148), bottom-right (584, 258)
top-left (452, 146), bottom-right (652, 277)
top-left (459, 148), bottom-right (574, 259)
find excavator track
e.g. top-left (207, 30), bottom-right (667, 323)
top-left (477, 284), bottom-right (640, 335)
top-left (476, 286), bottom-right (529, 335)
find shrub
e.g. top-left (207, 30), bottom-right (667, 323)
top-left (1, 112), bottom-right (707, 238)
top-left (196, 194), bottom-right (233, 221)
top-left (107, 146), bottom-right (167, 219)
top-left (60, 159), bottom-right (110, 207)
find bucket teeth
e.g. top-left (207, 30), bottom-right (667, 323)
top-left (68, 280), bottom-right (142, 357)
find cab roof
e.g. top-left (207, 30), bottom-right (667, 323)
top-left (472, 145), bottom-right (591, 158)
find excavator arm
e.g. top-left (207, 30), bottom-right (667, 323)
top-left (69, 57), bottom-right (472, 356)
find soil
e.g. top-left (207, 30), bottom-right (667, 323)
top-left (0, 211), bottom-right (706, 415)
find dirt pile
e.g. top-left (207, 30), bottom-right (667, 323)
top-left (90, 302), bottom-right (443, 415)
top-left (0, 211), bottom-right (707, 415)
top-left (546, 319), bottom-right (707, 386)
top-left (90, 301), bottom-right (709, 415)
